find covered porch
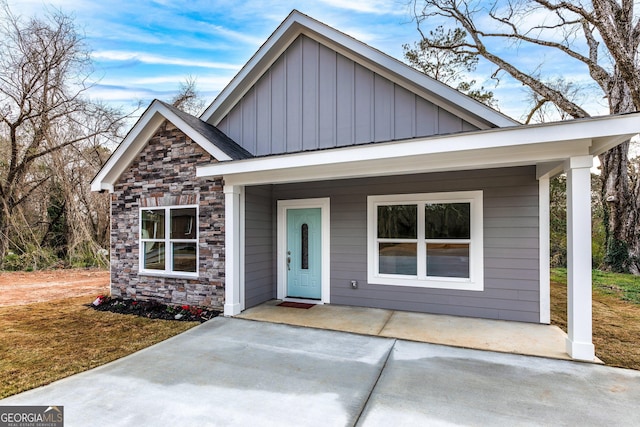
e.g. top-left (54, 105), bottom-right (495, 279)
top-left (198, 113), bottom-right (640, 362)
top-left (238, 300), bottom-right (586, 362)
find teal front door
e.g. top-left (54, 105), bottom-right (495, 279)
top-left (286, 208), bottom-right (322, 299)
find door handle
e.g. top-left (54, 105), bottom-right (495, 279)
top-left (287, 250), bottom-right (291, 270)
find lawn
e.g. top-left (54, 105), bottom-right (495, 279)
top-left (551, 268), bottom-right (640, 370)
top-left (0, 295), bottom-right (199, 399)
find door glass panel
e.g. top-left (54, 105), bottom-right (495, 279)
top-left (425, 203), bottom-right (470, 239)
top-left (379, 242), bottom-right (417, 275)
top-left (377, 205), bottom-right (417, 238)
top-left (426, 243), bottom-right (470, 278)
top-left (142, 210), bottom-right (165, 239)
top-left (301, 223), bottom-right (309, 270)
top-left (143, 242), bottom-right (165, 270)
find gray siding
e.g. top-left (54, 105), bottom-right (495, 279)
top-left (262, 166), bottom-right (540, 322)
top-left (218, 35), bottom-right (480, 156)
top-left (244, 185), bottom-right (275, 308)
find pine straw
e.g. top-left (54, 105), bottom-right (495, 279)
top-left (551, 281), bottom-right (640, 370)
top-left (0, 296), bottom-right (198, 399)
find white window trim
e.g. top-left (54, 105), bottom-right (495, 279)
top-left (367, 191), bottom-right (483, 291)
top-left (139, 205), bottom-right (199, 278)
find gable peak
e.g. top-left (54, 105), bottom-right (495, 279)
top-left (200, 11), bottom-right (517, 129)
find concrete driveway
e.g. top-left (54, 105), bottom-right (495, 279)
top-left (2, 317), bottom-right (639, 426)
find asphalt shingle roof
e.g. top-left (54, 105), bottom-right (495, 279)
top-left (158, 100), bottom-right (253, 160)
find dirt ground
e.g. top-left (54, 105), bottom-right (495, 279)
top-left (0, 269), bottom-right (109, 307)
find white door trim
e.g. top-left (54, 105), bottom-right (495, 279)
top-left (277, 198), bottom-right (330, 304)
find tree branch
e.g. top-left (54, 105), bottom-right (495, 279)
top-left (415, 0), bottom-right (590, 118)
top-left (524, 98), bottom-right (548, 124)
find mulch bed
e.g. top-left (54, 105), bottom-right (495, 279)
top-left (88, 296), bottom-right (220, 323)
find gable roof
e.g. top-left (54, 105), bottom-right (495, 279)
top-left (91, 100), bottom-right (251, 192)
top-left (201, 10), bottom-right (518, 130)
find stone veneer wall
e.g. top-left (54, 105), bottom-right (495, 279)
top-left (110, 120), bottom-right (225, 309)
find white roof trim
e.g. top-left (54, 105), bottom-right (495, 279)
top-left (91, 100), bottom-right (233, 192)
top-left (200, 10), bottom-right (517, 130)
top-left (197, 113), bottom-right (640, 186)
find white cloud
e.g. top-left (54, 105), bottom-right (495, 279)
top-left (205, 24), bottom-right (266, 46)
top-left (92, 51), bottom-right (241, 70)
top-left (96, 75), bottom-right (234, 97)
top-left (86, 85), bottom-right (163, 102)
top-left (123, 75), bottom-right (233, 87)
top-left (317, 0), bottom-right (407, 15)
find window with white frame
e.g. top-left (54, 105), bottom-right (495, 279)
top-left (367, 191), bottom-right (483, 291)
top-left (139, 206), bottom-right (198, 276)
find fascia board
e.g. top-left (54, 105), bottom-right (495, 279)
top-left (200, 11), bottom-right (517, 130)
top-left (219, 140), bottom-right (591, 186)
top-left (91, 101), bottom-right (233, 193)
top-left (196, 113), bottom-right (640, 184)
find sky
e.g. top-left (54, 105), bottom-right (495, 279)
top-left (12, 0), bottom-right (609, 122)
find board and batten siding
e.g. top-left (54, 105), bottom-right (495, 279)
top-left (244, 185), bottom-right (276, 308)
top-left (217, 35), bottom-right (479, 156)
top-left (245, 166), bottom-right (540, 322)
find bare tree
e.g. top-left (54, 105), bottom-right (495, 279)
top-left (411, 0), bottom-right (640, 273)
top-left (0, 3), bottom-right (123, 267)
top-left (171, 76), bottom-right (206, 116)
top-left (404, 25), bottom-right (497, 107)
top-left (522, 77), bottom-right (587, 124)
top-left (45, 109), bottom-right (116, 266)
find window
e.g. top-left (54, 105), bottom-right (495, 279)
top-left (140, 205), bottom-right (198, 276)
top-left (367, 191), bottom-right (483, 290)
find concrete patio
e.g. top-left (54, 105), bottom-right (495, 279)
top-left (3, 317), bottom-right (637, 426)
top-left (238, 300), bottom-right (580, 361)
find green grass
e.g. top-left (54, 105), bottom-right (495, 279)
top-left (551, 268), bottom-right (640, 369)
top-left (551, 268), bottom-right (640, 304)
top-left (0, 296), bottom-right (199, 399)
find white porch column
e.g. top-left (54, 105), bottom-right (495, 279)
top-left (224, 184), bottom-right (243, 316)
top-left (564, 156), bottom-right (595, 361)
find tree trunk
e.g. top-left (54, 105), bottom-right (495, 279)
top-left (0, 201), bottom-right (10, 267)
top-left (599, 143), bottom-right (633, 272)
top-left (599, 73), bottom-right (639, 273)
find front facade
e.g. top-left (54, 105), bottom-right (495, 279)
top-left (92, 11), bottom-right (640, 361)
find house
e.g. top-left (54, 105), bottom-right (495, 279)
top-left (91, 10), bottom-right (640, 362)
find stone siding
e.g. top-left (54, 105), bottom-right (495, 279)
top-left (110, 120), bottom-right (225, 309)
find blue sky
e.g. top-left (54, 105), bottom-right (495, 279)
top-left (13, 0), bottom-right (607, 121)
